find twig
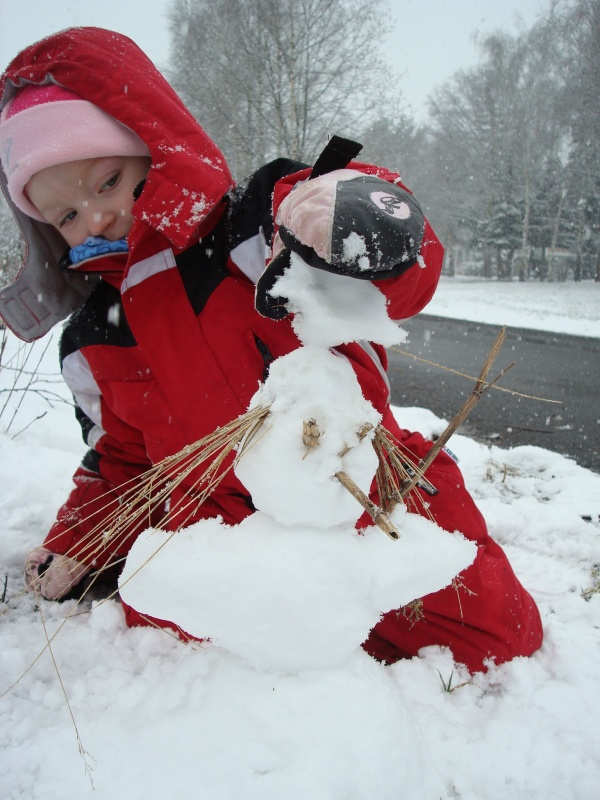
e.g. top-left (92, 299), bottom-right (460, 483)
top-left (38, 603), bottom-right (96, 789)
top-left (0, 327), bottom-right (6, 370)
top-left (400, 328), bottom-right (511, 499)
top-left (4, 336), bottom-right (54, 433)
top-left (334, 470), bottom-right (399, 540)
top-left (392, 346), bottom-right (561, 404)
top-left (11, 411), bottom-right (48, 439)
top-left (0, 364), bottom-right (64, 380)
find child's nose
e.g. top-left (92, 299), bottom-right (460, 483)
top-left (86, 208), bottom-right (117, 237)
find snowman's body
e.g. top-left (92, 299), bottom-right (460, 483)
top-left (120, 256), bottom-right (476, 670)
top-left (235, 346), bottom-right (381, 529)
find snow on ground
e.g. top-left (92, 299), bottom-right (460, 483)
top-left (1, 278), bottom-right (599, 799)
top-left (426, 276), bottom-right (600, 339)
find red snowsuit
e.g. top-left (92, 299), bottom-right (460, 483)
top-left (0, 28), bottom-right (542, 672)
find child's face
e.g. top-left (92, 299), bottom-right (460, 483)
top-left (26, 156), bottom-right (150, 248)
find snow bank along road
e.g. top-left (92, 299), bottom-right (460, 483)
top-left (389, 314), bottom-right (600, 473)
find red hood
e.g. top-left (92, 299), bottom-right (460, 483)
top-left (0, 27), bottom-right (234, 341)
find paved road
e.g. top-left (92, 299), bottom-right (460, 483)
top-left (387, 315), bottom-right (600, 473)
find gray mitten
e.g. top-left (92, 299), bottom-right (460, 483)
top-left (24, 546), bottom-right (89, 600)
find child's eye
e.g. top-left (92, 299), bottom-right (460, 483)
top-left (100, 172), bottom-right (120, 192)
top-left (59, 210), bottom-right (77, 228)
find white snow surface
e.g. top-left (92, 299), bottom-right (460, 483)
top-left (427, 276), bottom-right (600, 338)
top-left (1, 278), bottom-right (600, 799)
top-left (119, 509), bottom-right (475, 672)
top-left (273, 251), bottom-right (407, 347)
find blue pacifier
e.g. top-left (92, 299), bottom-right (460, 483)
top-left (69, 236), bottom-right (128, 265)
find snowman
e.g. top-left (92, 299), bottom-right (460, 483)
top-left (119, 156), bottom-right (476, 672)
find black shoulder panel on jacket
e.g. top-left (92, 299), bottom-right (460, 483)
top-left (81, 448), bottom-right (101, 475)
top-left (176, 216), bottom-right (229, 315)
top-left (227, 158), bottom-right (307, 251)
top-left (74, 404), bottom-right (96, 446)
top-left (60, 281), bottom-right (136, 365)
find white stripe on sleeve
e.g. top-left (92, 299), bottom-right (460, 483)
top-left (121, 249), bottom-right (177, 293)
top-left (356, 340), bottom-right (391, 399)
top-left (62, 350), bottom-right (103, 428)
top-left (230, 229), bottom-right (269, 284)
top-left (87, 424), bottom-right (106, 450)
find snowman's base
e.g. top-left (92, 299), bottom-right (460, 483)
top-left (119, 507), bottom-right (475, 672)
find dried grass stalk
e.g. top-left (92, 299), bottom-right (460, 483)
top-left (372, 425), bottom-right (436, 523)
top-left (302, 417), bottom-right (321, 456)
top-left (26, 405), bottom-right (272, 598)
top-left (24, 403), bottom-right (446, 608)
top-left (399, 327), bottom-right (512, 500)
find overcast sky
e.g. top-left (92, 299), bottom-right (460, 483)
top-left (0, 0), bottom-right (549, 121)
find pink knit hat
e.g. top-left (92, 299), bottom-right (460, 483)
top-left (0, 84), bottom-right (150, 221)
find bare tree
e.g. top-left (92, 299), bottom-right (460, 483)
top-left (358, 112), bottom-right (427, 187)
top-left (558, 0), bottom-right (600, 280)
top-left (167, 0), bottom-right (388, 177)
top-left (425, 21), bottom-right (568, 280)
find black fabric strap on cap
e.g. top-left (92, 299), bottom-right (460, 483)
top-left (310, 135), bottom-right (363, 180)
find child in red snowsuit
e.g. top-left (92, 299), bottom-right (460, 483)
top-left (0, 27), bottom-right (542, 673)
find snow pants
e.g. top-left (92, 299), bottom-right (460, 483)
top-left (123, 413), bottom-right (543, 674)
top-left (362, 416), bottom-right (543, 673)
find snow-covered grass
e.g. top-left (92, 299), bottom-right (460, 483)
top-left (426, 276), bottom-right (600, 339)
top-left (1, 275), bottom-right (599, 799)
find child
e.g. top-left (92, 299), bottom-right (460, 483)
top-left (0, 27), bottom-right (542, 672)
